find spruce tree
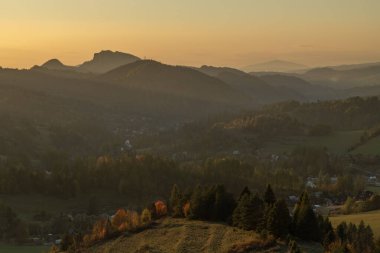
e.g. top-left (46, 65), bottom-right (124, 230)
top-left (365, 225), bottom-right (375, 252)
top-left (354, 221), bottom-right (375, 253)
top-left (293, 191), bottom-right (320, 241)
top-left (233, 187), bottom-right (251, 228)
top-left (232, 192), bottom-right (248, 228)
top-left (264, 184), bottom-right (276, 206)
top-left (336, 221), bottom-right (348, 243)
top-left (235, 193), bottom-right (264, 231)
top-left (266, 199), bottom-right (291, 238)
top-left (238, 186), bottom-right (251, 201)
top-left (169, 184), bottom-right (183, 217)
top-left (212, 185), bottom-right (235, 221)
top-left (318, 216), bottom-right (335, 247)
top-left (346, 222), bottom-right (357, 243)
top-left (189, 186), bottom-right (205, 219)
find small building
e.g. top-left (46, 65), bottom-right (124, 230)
top-left (124, 139), bottom-right (133, 150)
top-left (306, 180), bottom-right (317, 189)
top-left (330, 176), bottom-right (338, 184)
top-left (368, 176), bottom-right (377, 185)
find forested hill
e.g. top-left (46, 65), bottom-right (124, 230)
top-left (260, 96), bottom-right (380, 130)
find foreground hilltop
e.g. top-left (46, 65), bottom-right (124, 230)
top-left (82, 218), bottom-right (322, 253)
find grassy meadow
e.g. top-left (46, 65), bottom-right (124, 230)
top-left (330, 210), bottom-right (380, 237)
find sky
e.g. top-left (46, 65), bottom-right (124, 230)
top-left (1, 0), bottom-right (380, 69)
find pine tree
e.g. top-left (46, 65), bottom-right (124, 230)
top-left (169, 184), bottom-right (183, 217)
top-left (264, 184), bottom-right (276, 206)
top-left (365, 225), bottom-right (375, 252)
top-left (293, 191), bottom-right (320, 241)
top-left (266, 199), bottom-right (291, 238)
top-left (353, 221), bottom-right (375, 253)
top-left (189, 186), bottom-right (206, 219)
top-left (238, 186), bottom-right (251, 201)
top-left (232, 193), bottom-right (245, 228)
top-left (336, 221), bottom-right (347, 243)
top-left (318, 216), bottom-right (335, 248)
top-left (212, 185), bottom-right (236, 221)
top-left (233, 193), bottom-right (264, 231)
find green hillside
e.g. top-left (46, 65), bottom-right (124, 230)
top-left (351, 135), bottom-right (380, 155)
top-left (262, 130), bottom-right (364, 155)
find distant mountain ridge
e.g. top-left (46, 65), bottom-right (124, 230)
top-left (40, 59), bottom-right (75, 71)
top-left (29, 50), bottom-right (380, 102)
top-left (78, 50), bottom-right (141, 73)
top-left (303, 65), bottom-right (380, 89)
top-left (37, 50), bottom-right (141, 74)
top-left (198, 65), bottom-right (298, 103)
top-left (243, 60), bottom-right (308, 73)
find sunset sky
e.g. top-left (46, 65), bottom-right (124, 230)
top-left (1, 0), bottom-right (380, 69)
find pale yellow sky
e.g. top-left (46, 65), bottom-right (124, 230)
top-left (1, 0), bottom-right (380, 68)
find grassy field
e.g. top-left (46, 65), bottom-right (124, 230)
top-left (0, 245), bottom-right (49, 253)
top-left (263, 130), bottom-right (364, 154)
top-left (367, 186), bottom-right (380, 195)
top-left (86, 218), bottom-right (323, 253)
top-left (330, 210), bottom-right (380, 237)
top-left (352, 135), bottom-right (380, 155)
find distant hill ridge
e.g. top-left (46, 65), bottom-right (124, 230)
top-left (40, 59), bottom-right (75, 71)
top-left (102, 60), bottom-right (249, 104)
top-left (78, 50), bottom-right (141, 73)
top-left (243, 60), bottom-right (308, 73)
top-left (38, 50), bottom-right (141, 74)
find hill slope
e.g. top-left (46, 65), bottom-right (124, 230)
top-left (0, 66), bottom-right (252, 158)
top-left (303, 65), bottom-right (380, 89)
top-left (260, 74), bottom-right (337, 100)
top-left (85, 218), bottom-right (323, 253)
top-left (198, 65), bottom-right (299, 103)
top-left (102, 60), bottom-right (249, 104)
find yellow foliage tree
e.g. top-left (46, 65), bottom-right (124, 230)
top-left (141, 208), bottom-right (152, 225)
top-left (111, 208), bottom-right (128, 231)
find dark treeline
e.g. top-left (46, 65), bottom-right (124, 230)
top-left (0, 147), bottom-right (363, 202)
top-left (169, 184), bottom-right (326, 241)
top-left (167, 184), bottom-right (378, 253)
top-left (47, 184), bottom-right (340, 252)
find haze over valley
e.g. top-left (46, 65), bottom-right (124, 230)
top-left (1, 1), bottom-right (380, 253)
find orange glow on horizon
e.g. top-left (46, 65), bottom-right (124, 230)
top-left (1, 0), bottom-right (380, 69)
